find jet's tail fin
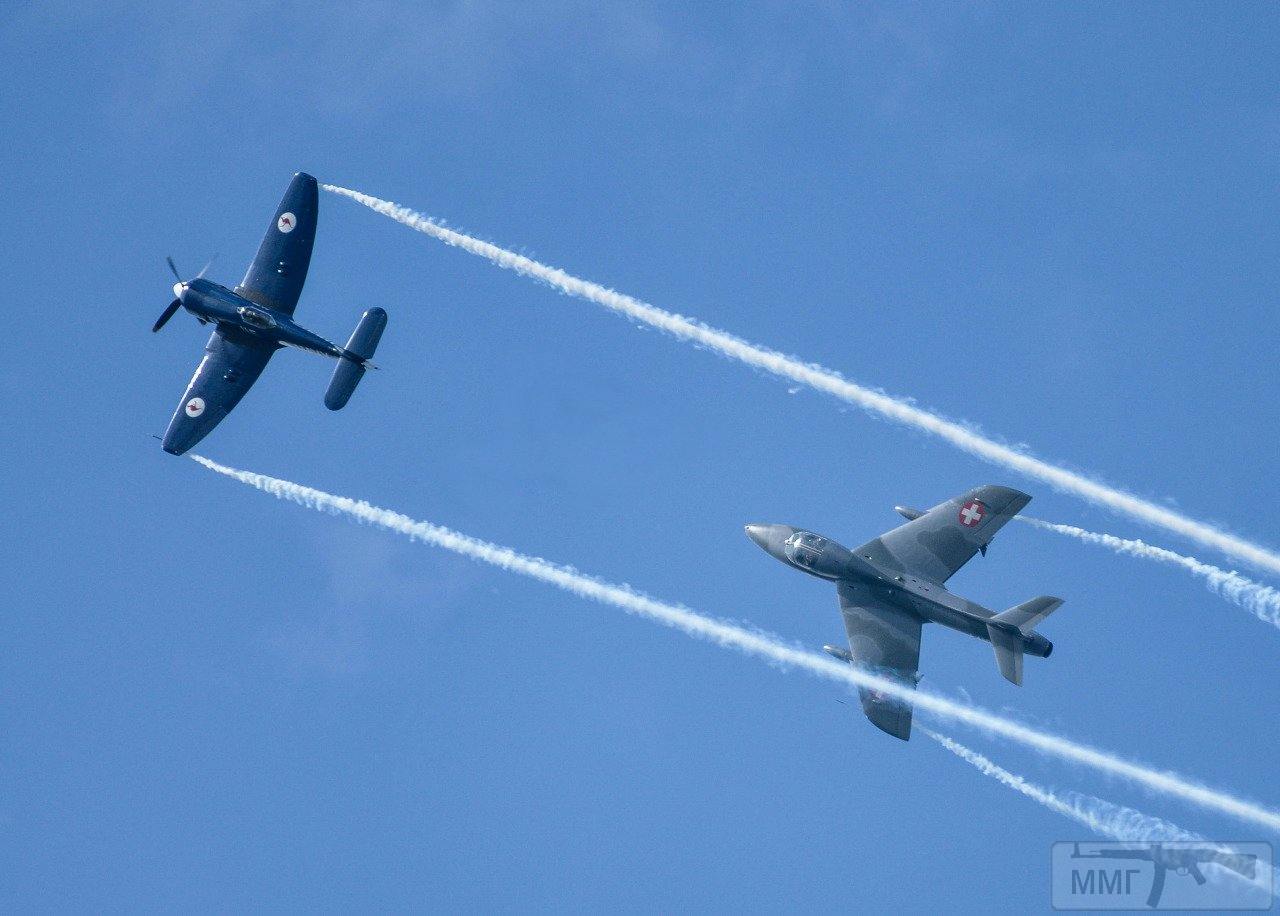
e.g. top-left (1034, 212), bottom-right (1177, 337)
top-left (325, 307), bottom-right (388, 411)
top-left (986, 596), bottom-right (1063, 686)
top-left (988, 626), bottom-right (1025, 685)
top-left (991, 596), bottom-right (1063, 634)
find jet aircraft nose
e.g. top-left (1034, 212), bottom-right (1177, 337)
top-left (744, 523), bottom-right (796, 559)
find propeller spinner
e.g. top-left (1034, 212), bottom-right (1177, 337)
top-left (154, 255), bottom-right (214, 333)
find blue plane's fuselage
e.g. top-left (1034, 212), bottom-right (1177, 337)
top-left (174, 278), bottom-right (344, 358)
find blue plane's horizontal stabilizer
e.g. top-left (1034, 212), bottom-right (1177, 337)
top-left (325, 307), bottom-right (388, 410)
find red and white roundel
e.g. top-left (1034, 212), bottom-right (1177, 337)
top-left (958, 499), bottom-right (986, 527)
top-left (277, 212), bottom-right (296, 233)
top-left (185, 397), bottom-right (206, 418)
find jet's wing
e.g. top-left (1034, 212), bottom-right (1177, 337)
top-left (234, 172), bottom-right (318, 317)
top-left (857, 485), bottom-right (1032, 584)
top-left (837, 580), bottom-right (923, 741)
top-left (161, 329), bottom-right (276, 455)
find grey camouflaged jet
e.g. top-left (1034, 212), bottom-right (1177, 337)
top-left (746, 485), bottom-right (1062, 741)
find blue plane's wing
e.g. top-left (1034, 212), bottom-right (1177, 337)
top-left (234, 172), bottom-right (318, 317)
top-left (161, 329), bottom-right (276, 455)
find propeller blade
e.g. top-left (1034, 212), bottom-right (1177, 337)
top-left (196, 254), bottom-right (217, 279)
top-left (166, 256), bottom-right (182, 281)
top-left (152, 299), bottom-right (181, 333)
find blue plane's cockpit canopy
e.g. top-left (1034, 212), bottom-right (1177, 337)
top-left (237, 305), bottom-right (277, 330)
top-left (153, 172), bottom-right (389, 455)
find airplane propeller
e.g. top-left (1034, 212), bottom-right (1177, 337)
top-left (154, 255), bottom-right (214, 333)
top-left (152, 298), bottom-right (182, 333)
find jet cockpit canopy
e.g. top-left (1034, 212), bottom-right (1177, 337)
top-left (785, 531), bottom-right (828, 568)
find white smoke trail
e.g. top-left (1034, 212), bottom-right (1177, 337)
top-left (923, 729), bottom-right (1200, 842)
top-left (924, 729), bottom-right (1277, 898)
top-left (1020, 517), bottom-right (1280, 630)
top-left (191, 454), bottom-right (1280, 834)
top-left (321, 184), bottom-right (1280, 579)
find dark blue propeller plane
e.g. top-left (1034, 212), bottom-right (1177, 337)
top-left (153, 172), bottom-right (387, 455)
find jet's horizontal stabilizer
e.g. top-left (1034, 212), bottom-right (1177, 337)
top-left (325, 307), bottom-right (388, 411)
top-left (991, 596), bottom-right (1063, 634)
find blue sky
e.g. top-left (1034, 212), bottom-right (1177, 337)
top-left (4, 2), bottom-right (1279, 911)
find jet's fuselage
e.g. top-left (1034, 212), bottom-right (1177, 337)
top-left (743, 522), bottom-right (1051, 657)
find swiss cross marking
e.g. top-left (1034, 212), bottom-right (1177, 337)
top-left (959, 500), bottom-right (986, 527)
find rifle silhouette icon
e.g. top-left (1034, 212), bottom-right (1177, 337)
top-left (1071, 842), bottom-right (1258, 908)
